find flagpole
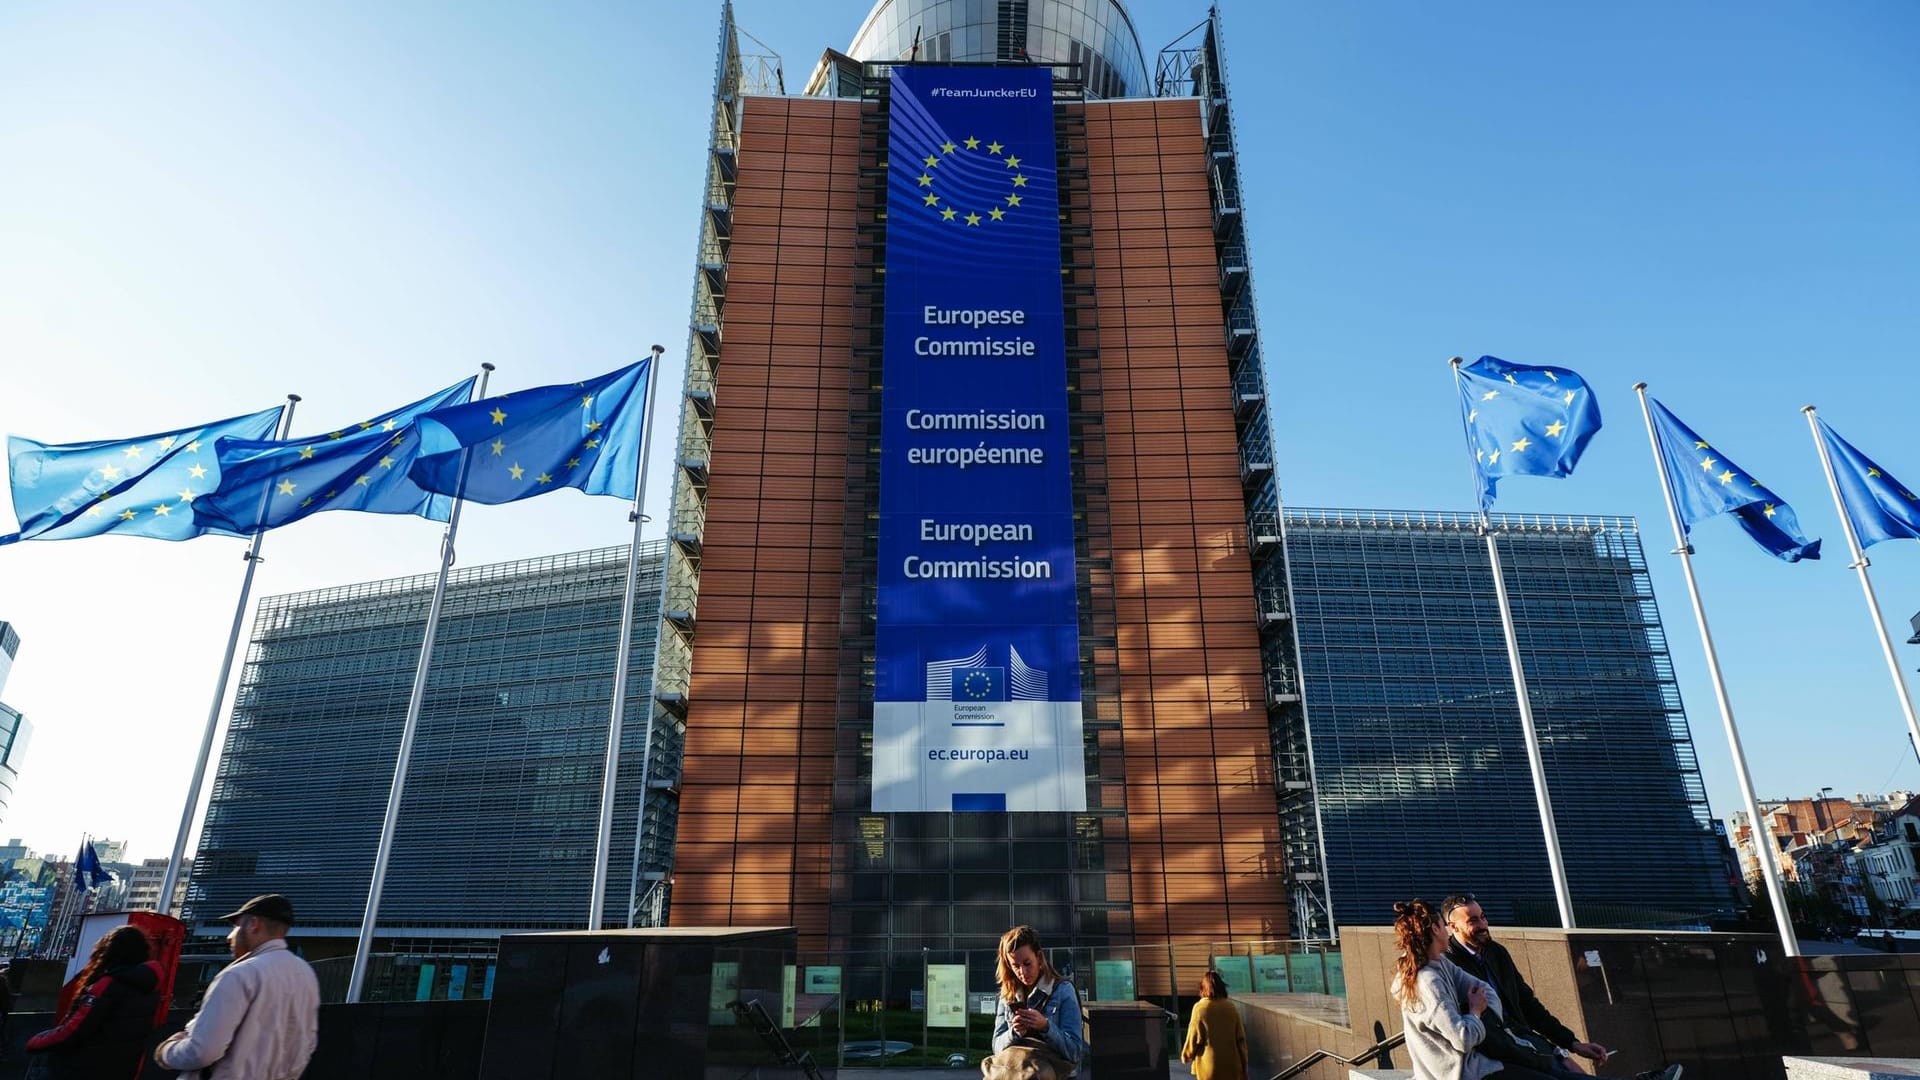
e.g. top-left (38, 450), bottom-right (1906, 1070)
top-left (628, 347), bottom-right (683, 928)
top-left (1801, 406), bottom-right (1920, 764)
top-left (347, 362), bottom-right (494, 1004)
top-left (1635, 383), bottom-right (1799, 956)
top-left (158, 395), bottom-right (301, 911)
top-left (588, 345), bottom-right (666, 929)
top-left (1450, 358), bottom-right (1576, 928)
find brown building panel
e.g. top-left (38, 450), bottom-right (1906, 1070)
top-left (1087, 98), bottom-right (1286, 945)
top-left (673, 95), bottom-right (862, 946)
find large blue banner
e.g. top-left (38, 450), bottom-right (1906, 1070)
top-left (872, 66), bottom-right (1084, 813)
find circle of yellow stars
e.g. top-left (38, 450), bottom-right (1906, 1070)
top-left (912, 135), bottom-right (1029, 226)
top-left (1466, 371), bottom-right (1578, 469)
top-left (962, 671), bottom-right (995, 699)
top-left (483, 391), bottom-right (602, 489)
top-left (69, 435), bottom-right (209, 524)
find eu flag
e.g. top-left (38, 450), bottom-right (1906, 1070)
top-left (951, 667), bottom-right (1007, 702)
top-left (1815, 417), bottom-right (1920, 549)
top-left (73, 842), bottom-right (112, 891)
top-left (409, 359), bottom-right (651, 505)
top-left (1456, 355), bottom-right (1603, 510)
top-left (192, 378), bottom-right (478, 535)
top-left (1, 405), bottom-right (285, 544)
top-left (1647, 398), bottom-right (1820, 562)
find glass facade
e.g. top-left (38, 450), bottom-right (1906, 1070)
top-left (847, 0), bottom-right (1149, 100)
top-left (1280, 509), bottom-right (1738, 928)
top-left (0, 622), bottom-right (25, 822)
top-left (187, 544), bottom-right (678, 939)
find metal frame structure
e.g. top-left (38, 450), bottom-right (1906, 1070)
top-left (1157, 8), bottom-right (1332, 939)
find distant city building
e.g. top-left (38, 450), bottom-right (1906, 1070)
top-left (1730, 794), bottom-right (1889, 885)
top-left (0, 623), bottom-right (31, 822)
top-left (90, 839), bottom-right (129, 865)
top-left (1277, 508), bottom-right (1737, 928)
top-left (187, 544), bottom-right (675, 949)
top-left (0, 839), bottom-right (30, 862)
top-left (1857, 795), bottom-right (1920, 918)
top-left (126, 857), bottom-right (190, 918)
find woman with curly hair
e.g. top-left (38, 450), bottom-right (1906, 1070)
top-left (1392, 898), bottom-right (1499, 1080)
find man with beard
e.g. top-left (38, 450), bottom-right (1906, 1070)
top-left (1442, 893), bottom-right (1681, 1080)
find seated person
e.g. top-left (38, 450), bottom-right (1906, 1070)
top-left (1442, 892), bottom-right (1682, 1080)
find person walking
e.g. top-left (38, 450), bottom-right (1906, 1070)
top-left (154, 894), bottom-right (318, 1080)
top-left (981, 925), bottom-right (1085, 1080)
top-left (1180, 970), bottom-right (1249, 1080)
top-left (25, 926), bottom-right (163, 1079)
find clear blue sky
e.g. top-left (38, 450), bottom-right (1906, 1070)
top-left (0, 1), bottom-right (1915, 863)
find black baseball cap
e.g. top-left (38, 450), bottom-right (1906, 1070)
top-left (221, 894), bottom-right (296, 925)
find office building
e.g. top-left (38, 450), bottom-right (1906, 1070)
top-left (1276, 508), bottom-right (1737, 927)
top-left (127, 857), bottom-right (191, 918)
top-left (185, 544), bottom-right (675, 945)
top-left (0, 623), bottom-right (29, 823)
top-left (663, 0), bottom-right (1302, 971)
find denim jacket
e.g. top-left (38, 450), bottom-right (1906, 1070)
top-left (991, 975), bottom-right (1086, 1066)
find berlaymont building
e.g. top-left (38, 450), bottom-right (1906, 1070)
top-left (188, 0), bottom-right (1735, 996)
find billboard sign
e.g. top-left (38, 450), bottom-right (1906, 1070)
top-left (872, 64), bottom-right (1085, 813)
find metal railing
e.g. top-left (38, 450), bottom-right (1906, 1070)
top-left (1269, 1029), bottom-right (1407, 1080)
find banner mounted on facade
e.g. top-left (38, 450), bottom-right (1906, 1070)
top-left (872, 65), bottom-right (1085, 813)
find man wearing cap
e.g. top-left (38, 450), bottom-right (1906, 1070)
top-left (155, 894), bottom-right (319, 1080)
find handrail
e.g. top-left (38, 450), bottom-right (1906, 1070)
top-left (727, 998), bottom-right (826, 1080)
top-left (1267, 1029), bottom-right (1405, 1080)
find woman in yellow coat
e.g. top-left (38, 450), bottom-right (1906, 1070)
top-left (1180, 970), bottom-right (1249, 1080)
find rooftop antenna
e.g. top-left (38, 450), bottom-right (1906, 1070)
top-left (909, 26), bottom-right (921, 61)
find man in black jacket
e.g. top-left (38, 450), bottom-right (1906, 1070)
top-left (1442, 893), bottom-right (1681, 1080)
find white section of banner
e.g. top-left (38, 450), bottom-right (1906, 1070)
top-left (872, 701), bottom-right (1087, 812)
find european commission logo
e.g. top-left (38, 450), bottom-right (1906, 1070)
top-left (926, 645), bottom-right (1049, 705)
top-left (906, 134), bottom-right (1032, 228)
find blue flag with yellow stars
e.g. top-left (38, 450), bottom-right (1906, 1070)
top-left (193, 378), bottom-right (479, 536)
top-left (1648, 398), bottom-right (1820, 562)
top-left (1, 405), bottom-right (285, 544)
top-left (73, 842), bottom-right (112, 891)
top-left (1816, 417), bottom-right (1920, 549)
top-left (1456, 355), bottom-right (1603, 509)
top-left (409, 359), bottom-right (650, 504)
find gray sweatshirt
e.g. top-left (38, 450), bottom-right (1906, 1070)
top-left (1398, 955), bottom-right (1502, 1080)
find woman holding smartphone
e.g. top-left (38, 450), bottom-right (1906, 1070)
top-left (980, 925), bottom-right (1085, 1080)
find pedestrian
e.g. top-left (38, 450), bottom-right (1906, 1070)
top-left (1180, 970), bottom-right (1249, 1080)
top-left (981, 925), bottom-right (1084, 1080)
top-left (0, 959), bottom-right (14, 1055)
top-left (25, 926), bottom-right (163, 1079)
top-left (154, 894), bottom-right (318, 1080)
top-left (1393, 898), bottom-right (1500, 1080)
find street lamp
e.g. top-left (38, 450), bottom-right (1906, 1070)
top-left (1815, 787), bottom-right (1836, 833)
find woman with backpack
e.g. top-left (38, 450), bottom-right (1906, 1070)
top-left (26, 926), bottom-right (163, 1080)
